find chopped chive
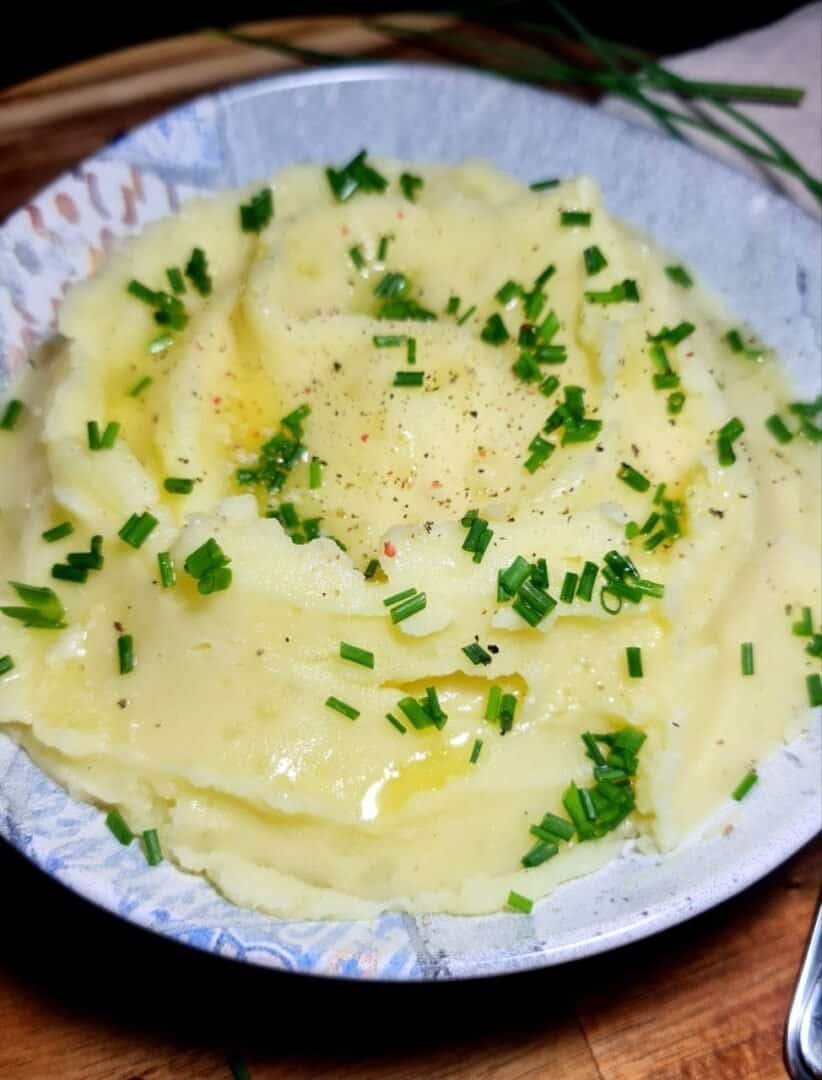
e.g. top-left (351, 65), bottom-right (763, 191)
top-left (625, 522), bottom-right (640, 540)
top-left (42, 522), bottom-right (74, 543)
top-left (648, 322), bottom-right (695, 346)
top-left (164, 477), bottom-right (194, 495)
top-left (118, 511), bottom-right (158, 549)
top-left (340, 642), bottom-right (375, 669)
top-left (0, 400), bottom-right (24, 430)
top-left (445, 295), bottom-right (460, 316)
top-left (667, 391), bottom-right (686, 415)
top-left (462, 516), bottom-right (488, 552)
top-left (523, 288), bottom-right (546, 321)
top-left (577, 561), bottom-right (599, 602)
top-left (732, 770), bottom-right (758, 801)
top-left (374, 272), bottom-right (409, 299)
top-left (462, 642), bottom-right (492, 665)
top-left (184, 537), bottom-right (230, 580)
top-left (524, 435), bottom-right (555, 474)
top-left (384, 587), bottom-right (417, 607)
top-left (469, 738), bottom-right (483, 764)
top-left (386, 713), bottom-right (407, 734)
top-left (560, 571), bottom-right (578, 603)
top-left (157, 551), bottom-right (176, 588)
top-left (142, 828), bottom-right (163, 866)
top-left (583, 246), bottom-right (607, 275)
top-left (740, 642), bottom-right (755, 676)
top-left (788, 396), bottom-right (822, 418)
top-left (128, 375), bottom-right (153, 398)
top-left (397, 696), bottom-right (434, 730)
top-left (105, 809), bottom-right (133, 845)
top-left (349, 245), bottom-right (366, 271)
top-left (364, 558), bottom-right (381, 580)
top-left (765, 414), bottom-right (793, 444)
top-left (0, 655), bottom-right (13, 676)
top-left (626, 646), bottom-right (643, 678)
top-left (481, 313), bottom-right (509, 345)
top-left (309, 458), bottom-right (323, 489)
top-left (653, 372), bottom-right (680, 390)
top-left (197, 567), bottom-right (232, 595)
top-left (582, 731), bottom-right (606, 766)
top-left (457, 304), bottom-right (477, 326)
top-left (87, 420), bottom-right (101, 450)
top-left (793, 607), bottom-right (814, 636)
top-left (117, 633), bottom-right (134, 674)
top-left (185, 247), bottom-right (212, 297)
top-left (393, 371), bottom-right (424, 387)
top-left (148, 333), bottom-right (174, 355)
top-left (498, 556), bottom-right (532, 598)
top-left (239, 187), bottom-right (274, 232)
top-left (325, 696), bottom-right (360, 720)
top-left (279, 503), bottom-right (299, 528)
top-left (406, 339), bottom-right (417, 365)
top-left (725, 329), bottom-right (745, 353)
top-left (166, 267), bottom-right (186, 294)
top-left (805, 633), bottom-right (822, 658)
top-left (561, 419), bottom-right (602, 444)
top-left (807, 673), bottom-right (822, 707)
top-left (534, 264), bottom-right (556, 289)
top-left (507, 890), bottom-right (533, 914)
top-left (800, 418), bottom-right (822, 442)
top-left (495, 280), bottom-right (522, 305)
top-left (485, 686), bottom-right (503, 722)
top-left (618, 462), bottom-right (651, 493)
top-left (540, 375), bottom-right (560, 397)
top-left (718, 417), bottom-right (745, 466)
top-left (373, 334), bottom-right (405, 347)
top-left (377, 235), bottom-right (390, 261)
top-left (99, 421), bottom-right (119, 449)
top-left (303, 518), bottom-right (321, 541)
top-left (560, 210), bottom-right (591, 226)
top-left (390, 592), bottom-right (426, 623)
top-left (425, 686), bottom-right (446, 729)
top-left (51, 563), bottom-right (87, 584)
top-left (530, 178), bottom-right (560, 191)
top-left (584, 279), bottom-right (640, 305)
top-left (399, 172), bottom-right (424, 201)
top-left (512, 580), bottom-right (556, 627)
top-left (521, 840), bottom-right (558, 867)
top-left (665, 265), bottom-right (693, 288)
top-left (499, 693), bottom-right (517, 734)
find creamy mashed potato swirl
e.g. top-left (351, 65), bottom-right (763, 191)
top-left (0, 161), bottom-right (818, 919)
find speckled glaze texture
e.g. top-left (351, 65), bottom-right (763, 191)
top-left (0, 65), bottom-right (819, 981)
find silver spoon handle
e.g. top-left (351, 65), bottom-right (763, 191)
top-left (786, 892), bottom-right (822, 1079)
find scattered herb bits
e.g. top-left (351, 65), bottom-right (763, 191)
top-left (117, 634), bottom-right (134, 675)
top-left (717, 417), bottom-right (745, 466)
top-left (469, 738), bottom-right (483, 764)
top-left (481, 313), bottom-right (509, 345)
top-left (157, 552), bottom-right (176, 588)
top-left (530, 178), bottom-right (560, 191)
top-left (618, 463), bottom-right (651, 493)
top-left (325, 696), bottom-right (360, 720)
top-left (507, 890), bottom-right (533, 914)
top-left (399, 172), bottom-right (423, 201)
top-left (740, 642), bottom-right (755, 676)
top-left (119, 512), bottom-right (158, 549)
top-left (339, 642), bottom-right (375, 669)
top-left (42, 522), bottom-right (74, 543)
top-left (584, 279), bottom-right (639, 305)
top-left (105, 809), bottom-right (133, 846)
top-left (1, 583), bottom-right (66, 630)
top-left (142, 829), bottom-right (163, 866)
top-left (326, 150), bottom-right (388, 201)
top-left (808, 673), bottom-right (822, 708)
top-left (0, 655), bottom-right (14, 676)
top-left (583, 246), bottom-right (607, 275)
top-left (732, 770), bottom-right (758, 801)
top-left (665, 265), bottom-right (694, 288)
top-left (164, 477), bottom-right (194, 495)
top-left (462, 642), bottom-right (492, 666)
top-left (626, 646), bottom-right (643, 679)
top-left (560, 210), bottom-right (591, 227)
top-left (0, 400), bottom-right (23, 431)
top-left (184, 537), bottom-right (232, 595)
top-left (239, 188), bottom-right (274, 232)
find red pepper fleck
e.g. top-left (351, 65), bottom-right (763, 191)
top-left (212, 396), bottom-right (222, 406)
top-left (431, 480), bottom-right (442, 489)
top-left (396, 211), bottom-right (405, 219)
top-left (340, 225), bottom-right (350, 236)
top-left (360, 433), bottom-right (369, 443)
top-left (383, 541), bottom-right (397, 558)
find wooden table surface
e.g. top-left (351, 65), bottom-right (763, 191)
top-left (0, 18), bottom-right (819, 1079)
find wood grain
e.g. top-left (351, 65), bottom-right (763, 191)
top-left (0, 19), bottom-right (818, 1080)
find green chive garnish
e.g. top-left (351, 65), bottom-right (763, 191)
top-left (560, 210), bottom-right (591, 226)
top-left (386, 713), bottom-right (406, 734)
top-left (618, 462), bottom-right (651, 493)
top-left (560, 571), bottom-right (578, 603)
top-left (393, 370), bottom-right (424, 387)
top-left (530, 178), bottom-right (559, 191)
top-left (626, 646), bottom-right (643, 678)
top-left (457, 304), bottom-right (476, 326)
top-left (507, 890), bottom-right (533, 914)
top-left (0, 400), bottom-right (24, 431)
top-left (807, 673), bottom-right (822, 708)
top-left (340, 642), bottom-right (374, 669)
top-left (397, 696), bottom-right (434, 730)
top-left (741, 641), bottom-right (755, 676)
top-left (1, 582), bottom-right (66, 629)
top-left (648, 322), bottom-right (695, 346)
top-left (309, 458), bottom-right (323, 489)
top-left (42, 522), bottom-right (74, 543)
top-left (148, 334), bottom-right (174, 355)
top-left (718, 417), bottom-right (745, 466)
top-left (51, 563), bottom-right (87, 584)
top-left (496, 280), bottom-right (523, 305)
top-left (118, 633), bottom-right (134, 674)
top-left (732, 770), bottom-right (758, 801)
top-left (377, 235), bottom-right (390, 261)
top-left (128, 376), bottom-right (153, 398)
top-left (390, 592), bottom-right (426, 623)
top-left (157, 551), bottom-right (175, 588)
top-left (793, 607), bottom-right (814, 636)
top-left (577, 561), bottom-right (598, 602)
top-left (665, 265), bottom-right (693, 288)
top-left (185, 247), bottom-right (212, 297)
top-left (87, 420), bottom-right (100, 450)
top-left (540, 375), bottom-right (560, 397)
top-left (166, 267), bottom-right (186, 294)
top-left (667, 391), bottom-right (686, 415)
top-left (142, 828), bottom-right (163, 866)
top-left (349, 245), bottom-right (366, 271)
top-left (583, 246), bottom-right (607, 275)
top-left (521, 840), bottom-right (558, 867)
top-left (105, 809), bottom-right (133, 845)
top-left (239, 188), bottom-right (274, 232)
top-left (383, 587), bottom-right (416, 607)
top-left (399, 172), bottom-right (423, 201)
top-left (118, 511), bottom-right (158, 549)
top-left (462, 642), bottom-right (492, 666)
top-left (765, 414), bottom-right (793, 444)
top-left (364, 558), bottom-right (381, 580)
top-left (481, 313), bottom-right (509, 345)
top-left (485, 686), bottom-right (502, 723)
top-left (470, 738), bottom-right (483, 764)
top-left (499, 693), bottom-right (517, 734)
top-left (325, 696), bottom-right (360, 720)
top-left (584, 279), bottom-right (640, 305)
top-left (0, 655), bottom-right (14, 676)
top-left (164, 477), bottom-right (194, 495)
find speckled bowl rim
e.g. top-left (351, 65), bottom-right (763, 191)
top-left (0, 63), bottom-right (819, 981)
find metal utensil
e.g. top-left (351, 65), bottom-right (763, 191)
top-left (786, 893), bottom-right (822, 1079)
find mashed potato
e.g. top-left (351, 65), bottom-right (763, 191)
top-left (0, 159), bottom-right (818, 918)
